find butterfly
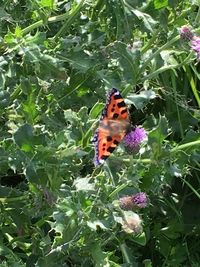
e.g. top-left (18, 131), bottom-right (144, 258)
top-left (93, 88), bottom-right (130, 166)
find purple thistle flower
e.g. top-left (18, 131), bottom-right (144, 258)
top-left (131, 192), bottom-right (148, 208)
top-left (124, 127), bottom-right (147, 152)
top-left (119, 192), bottom-right (148, 210)
top-left (180, 25), bottom-right (194, 41)
top-left (191, 36), bottom-right (200, 60)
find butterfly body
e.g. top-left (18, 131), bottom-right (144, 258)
top-left (93, 88), bottom-right (130, 166)
top-left (99, 119), bottom-right (130, 136)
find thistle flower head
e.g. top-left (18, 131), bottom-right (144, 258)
top-left (119, 196), bottom-right (134, 210)
top-left (121, 212), bottom-right (142, 234)
top-left (132, 192), bottom-right (148, 208)
top-left (124, 127), bottom-right (147, 152)
top-left (180, 25), bottom-right (194, 41)
top-left (191, 36), bottom-right (200, 60)
top-left (120, 192), bottom-right (148, 210)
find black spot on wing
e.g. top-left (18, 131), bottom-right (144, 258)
top-left (111, 108), bottom-right (115, 112)
top-left (113, 139), bottom-right (119, 145)
top-left (101, 155), bottom-right (109, 160)
top-left (121, 109), bottom-right (127, 115)
top-left (114, 94), bottom-right (122, 100)
top-left (117, 101), bottom-right (126, 108)
top-left (107, 146), bottom-right (115, 153)
top-left (113, 113), bottom-right (119, 119)
top-left (107, 136), bottom-right (112, 142)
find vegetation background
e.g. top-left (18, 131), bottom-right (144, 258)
top-left (0, 0), bottom-right (200, 266)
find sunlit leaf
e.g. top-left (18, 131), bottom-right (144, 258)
top-left (154, 0), bottom-right (169, 9)
top-left (73, 177), bottom-right (95, 191)
top-left (126, 90), bottom-right (156, 109)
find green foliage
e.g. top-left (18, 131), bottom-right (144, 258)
top-left (0, 0), bottom-right (200, 266)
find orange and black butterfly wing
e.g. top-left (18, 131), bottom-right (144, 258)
top-left (105, 88), bottom-right (129, 121)
top-left (93, 88), bottom-right (130, 166)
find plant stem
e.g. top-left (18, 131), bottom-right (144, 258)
top-left (21, 13), bottom-right (70, 36)
top-left (0, 195), bottom-right (28, 203)
top-left (120, 243), bottom-right (132, 265)
top-left (180, 177), bottom-right (200, 199)
top-left (141, 29), bottom-right (160, 54)
top-left (171, 140), bottom-right (200, 153)
top-left (104, 162), bottom-right (132, 265)
top-left (141, 52), bottom-right (193, 82)
top-left (120, 158), bottom-right (152, 164)
top-left (53, 0), bottom-right (85, 40)
top-left (195, 4), bottom-right (200, 25)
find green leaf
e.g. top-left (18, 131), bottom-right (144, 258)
top-left (0, 90), bottom-right (10, 108)
top-left (24, 163), bottom-right (38, 182)
top-left (22, 92), bottom-right (39, 124)
top-left (154, 0), bottom-right (169, 9)
top-left (131, 9), bottom-right (157, 32)
top-left (131, 232), bottom-right (147, 246)
top-left (40, 0), bottom-right (54, 8)
top-left (89, 102), bottom-right (104, 119)
top-left (73, 177), bottom-right (95, 192)
top-left (0, 7), bottom-right (12, 21)
top-left (13, 124), bottom-right (34, 152)
top-left (87, 220), bottom-right (109, 231)
top-left (62, 50), bottom-right (98, 72)
top-left (107, 41), bottom-right (140, 85)
top-left (148, 115), bottom-right (169, 159)
top-left (126, 90), bottom-right (156, 109)
top-left (149, 115), bottom-right (169, 141)
top-left (15, 26), bottom-right (22, 38)
top-left (169, 164), bottom-right (182, 177)
top-left (143, 259), bottom-right (153, 267)
top-left (90, 244), bottom-right (110, 267)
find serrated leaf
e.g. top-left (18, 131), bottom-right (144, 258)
top-left (90, 244), bottom-right (109, 267)
top-left (63, 50), bottom-right (98, 72)
top-left (131, 9), bottom-right (157, 32)
top-left (25, 32), bottom-right (46, 45)
top-left (64, 109), bottom-right (79, 124)
top-left (126, 90), bottom-right (156, 109)
top-left (13, 124), bottom-right (34, 152)
top-left (15, 26), bottom-right (22, 38)
top-left (73, 177), bottom-right (95, 192)
top-left (149, 115), bottom-right (169, 143)
top-left (87, 220), bottom-right (109, 231)
top-left (22, 92), bottom-right (39, 124)
top-left (107, 41), bottom-right (140, 84)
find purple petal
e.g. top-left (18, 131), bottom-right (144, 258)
top-left (124, 127), bottom-right (147, 150)
top-left (132, 192), bottom-right (148, 208)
